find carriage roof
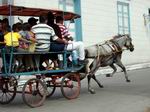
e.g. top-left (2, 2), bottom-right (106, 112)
top-left (0, 5), bottom-right (80, 20)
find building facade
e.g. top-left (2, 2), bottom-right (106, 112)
top-left (2, 0), bottom-right (150, 65)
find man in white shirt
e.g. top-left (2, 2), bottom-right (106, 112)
top-left (56, 16), bottom-right (85, 64)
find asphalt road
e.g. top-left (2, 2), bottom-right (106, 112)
top-left (1, 68), bottom-right (150, 112)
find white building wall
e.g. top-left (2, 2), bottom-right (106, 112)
top-left (81, 0), bottom-right (150, 65)
top-left (14, 0), bottom-right (59, 9)
top-left (11, 0), bottom-right (150, 65)
top-left (81, 0), bottom-right (118, 46)
top-left (13, 0), bottom-right (59, 23)
top-left (129, 0), bottom-right (150, 64)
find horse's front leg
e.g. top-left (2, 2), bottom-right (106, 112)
top-left (88, 57), bottom-right (103, 94)
top-left (87, 74), bottom-right (95, 94)
top-left (106, 64), bottom-right (117, 77)
top-left (116, 60), bottom-right (130, 82)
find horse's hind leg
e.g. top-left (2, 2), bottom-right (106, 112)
top-left (106, 64), bottom-right (117, 77)
top-left (116, 61), bottom-right (130, 82)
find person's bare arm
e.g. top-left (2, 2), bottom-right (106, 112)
top-left (19, 37), bottom-right (32, 44)
top-left (55, 38), bottom-right (68, 44)
top-left (52, 35), bottom-right (68, 44)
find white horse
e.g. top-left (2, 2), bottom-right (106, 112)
top-left (84, 34), bottom-right (134, 94)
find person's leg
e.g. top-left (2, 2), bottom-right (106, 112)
top-left (66, 41), bottom-right (85, 60)
top-left (24, 55), bottom-right (34, 70)
top-left (50, 43), bottom-right (65, 68)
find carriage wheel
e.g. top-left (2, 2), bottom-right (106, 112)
top-left (0, 76), bottom-right (17, 104)
top-left (38, 77), bottom-right (56, 98)
top-left (45, 77), bottom-right (56, 97)
top-left (22, 78), bottom-right (46, 108)
top-left (61, 73), bottom-right (80, 100)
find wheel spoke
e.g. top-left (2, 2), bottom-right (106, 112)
top-left (22, 78), bottom-right (46, 108)
top-left (61, 73), bottom-right (80, 100)
top-left (0, 77), bottom-right (17, 104)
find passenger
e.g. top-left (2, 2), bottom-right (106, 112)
top-left (31, 14), bottom-right (62, 69)
top-left (47, 12), bottom-right (85, 65)
top-left (19, 22), bottom-right (37, 70)
top-left (4, 23), bottom-right (31, 68)
top-left (28, 17), bottom-right (38, 27)
top-left (0, 20), bottom-right (4, 44)
top-left (56, 16), bottom-right (77, 63)
top-left (0, 20), bottom-right (4, 57)
top-left (47, 11), bottom-right (64, 69)
top-left (4, 23), bottom-right (30, 51)
top-left (2, 18), bottom-right (11, 35)
top-left (19, 22), bottom-right (37, 51)
top-left (0, 20), bottom-right (3, 70)
top-left (56, 16), bottom-right (73, 41)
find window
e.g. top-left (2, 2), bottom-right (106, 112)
top-left (117, 1), bottom-right (131, 35)
top-left (58, 0), bottom-right (82, 41)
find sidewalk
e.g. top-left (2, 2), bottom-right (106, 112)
top-left (97, 62), bottom-right (150, 75)
top-left (18, 62), bottom-right (150, 84)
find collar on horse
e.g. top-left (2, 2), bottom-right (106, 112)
top-left (107, 39), bottom-right (122, 53)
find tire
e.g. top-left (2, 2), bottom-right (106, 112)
top-left (0, 76), bottom-right (17, 104)
top-left (61, 73), bottom-right (80, 100)
top-left (22, 78), bottom-right (46, 108)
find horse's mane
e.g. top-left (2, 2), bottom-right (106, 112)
top-left (91, 34), bottom-right (130, 47)
top-left (112, 34), bottom-right (130, 39)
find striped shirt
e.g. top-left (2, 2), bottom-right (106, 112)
top-left (31, 23), bottom-right (58, 52)
top-left (57, 23), bottom-right (71, 38)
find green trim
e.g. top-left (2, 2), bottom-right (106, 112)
top-left (74, 0), bottom-right (82, 41)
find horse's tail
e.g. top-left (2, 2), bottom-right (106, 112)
top-left (85, 49), bottom-right (88, 58)
top-left (89, 62), bottom-right (93, 70)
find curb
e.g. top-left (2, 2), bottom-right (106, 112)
top-left (96, 62), bottom-right (150, 75)
top-left (18, 62), bottom-right (150, 84)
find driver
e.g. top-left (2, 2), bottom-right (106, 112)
top-left (47, 12), bottom-right (86, 65)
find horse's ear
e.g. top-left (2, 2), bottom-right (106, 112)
top-left (118, 34), bottom-right (122, 37)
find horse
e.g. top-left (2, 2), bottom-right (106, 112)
top-left (84, 34), bottom-right (134, 94)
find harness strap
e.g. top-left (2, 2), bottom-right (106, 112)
top-left (107, 44), bottom-right (116, 52)
top-left (108, 40), bottom-right (122, 53)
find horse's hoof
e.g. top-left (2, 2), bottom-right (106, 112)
top-left (126, 79), bottom-right (131, 82)
top-left (89, 89), bottom-right (96, 94)
top-left (99, 85), bottom-right (104, 88)
top-left (106, 74), bottom-right (111, 77)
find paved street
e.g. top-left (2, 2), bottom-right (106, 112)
top-left (1, 68), bottom-right (150, 112)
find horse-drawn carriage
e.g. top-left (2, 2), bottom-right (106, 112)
top-left (0, 4), bottom-right (86, 108)
top-left (0, 4), bottom-right (135, 108)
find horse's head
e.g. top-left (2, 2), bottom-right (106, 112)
top-left (123, 34), bottom-right (134, 52)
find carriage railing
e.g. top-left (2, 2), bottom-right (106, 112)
top-left (0, 42), bottom-right (82, 76)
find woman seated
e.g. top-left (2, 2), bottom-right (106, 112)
top-left (18, 22), bottom-right (37, 71)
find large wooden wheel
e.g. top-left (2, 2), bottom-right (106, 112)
top-left (22, 78), bottom-right (46, 108)
top-left (0, 76), bottom-right (17, 104)
top-left (61, 73), bottom-right (80, 100)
